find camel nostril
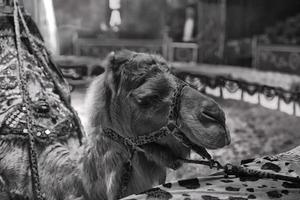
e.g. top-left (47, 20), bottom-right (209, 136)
top-left (224, 126), bottom-right (231, 145)
top-left (201, 109), bottom-right (226, 127)
top-left (201, 100), bottom-right (225, 121)
top-left (202, 111), bottom-right (218, 122)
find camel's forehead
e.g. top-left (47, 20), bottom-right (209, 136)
top-left (118, 54), bottom-right (171, 87)
top-left (134, 53), bottom-right (168, 66)
top-left (122, 53), bottom-right (169, 74)
top-left (122, 69), bottom-right (173, 92)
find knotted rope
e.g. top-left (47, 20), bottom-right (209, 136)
top-left (181, 158), bottom-right (300, 184)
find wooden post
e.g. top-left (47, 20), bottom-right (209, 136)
top-left (197, 0), bottom-right (227, 63)
top-left (251, 37), bottom-right (258, 68)
top-left (219, 0), bottom-right (226, 61)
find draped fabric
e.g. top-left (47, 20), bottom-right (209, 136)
top-left (123, 145), bottom-right (300, 200)
top-left (174, 72), bottom-right (300, 117)
top-left (0, 15), bottom-right (84, 143)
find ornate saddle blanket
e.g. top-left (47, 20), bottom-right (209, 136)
top-left (0, 15), bottom-right (84, 144)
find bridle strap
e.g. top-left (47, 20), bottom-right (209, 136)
top-left (168, 79), bottom-right (187, 123)
top-left (102, 128), bottom-right (136, 151)
top-left (102, 78), bottom-right (190, 198)
top-left (102, 78), bottom-right (188, 149)
top-left (103, 126), bottom-right (170, 149)
top-left (130, 79), bottom-right (188, 145)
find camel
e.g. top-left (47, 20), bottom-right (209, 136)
top-left (83, 50), bottom-right (230, 199)
top-left (0, 48), bottom-right (230, 200)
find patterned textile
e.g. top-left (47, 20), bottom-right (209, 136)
top-left (123, 146), bottom-right (300, 200)
top-left (0, 15), bottom-right (84, 144)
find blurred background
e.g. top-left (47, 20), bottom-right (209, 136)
top-left (20, 0), bottom-right (300, 181)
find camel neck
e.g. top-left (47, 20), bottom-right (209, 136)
top-left (81, 128), bottom-right (165, 199)
top-left (81, 129), bottom-right (131, 199)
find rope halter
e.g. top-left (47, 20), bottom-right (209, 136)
top-left (102, 77), bottom-right (188, 152)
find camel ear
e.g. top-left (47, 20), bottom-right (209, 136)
top-left (104, 50), bottom-right (133, 72)
top-left (102, 51), bottom-right (115, 71)
top-left (104, 50), bottom-right (133, 95)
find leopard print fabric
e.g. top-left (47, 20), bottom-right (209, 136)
top-left (123, 146), bottom-right (300, 200)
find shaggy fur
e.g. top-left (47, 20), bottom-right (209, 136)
top-left (0, 50), bottom-right (230, 200)
top-left (83, 50), bottom-right (230, 199)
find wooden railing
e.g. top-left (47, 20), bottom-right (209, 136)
top-left (72, 35), bottom-right (300, 75)
top-left (175, 71), bottom-right (300, 117)
top-left (55, 53), bottom-right (300, 117)
top-left (253, 43), bottom-right (300, 76)
top-left (72, 34), bottom-right (199, 63)
top-left (73, 37), bottom-right (168, 59)
top-left (168, 42), bottom-right (198, 63)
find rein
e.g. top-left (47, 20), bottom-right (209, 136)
top-left (182, 159), bottom-right (300, 184)
top-left (103, 73), bottom-right (300, 199)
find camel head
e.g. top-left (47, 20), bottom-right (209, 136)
top-left (87, 50), bottom-right (230, 170)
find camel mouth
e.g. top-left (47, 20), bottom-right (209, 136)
top-left (174, 129), bottom-right (213, 160)
top-left (178, 93), bottom-right (230, 151)
top-left (178, 118), bottom-right (230, 151)
top-left (188, 109), bottom-right (230, 150)
top-left (195, 126), bottom-right (230, 150)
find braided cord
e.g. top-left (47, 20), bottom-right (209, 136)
top-left (17, 5), bottom-right (84, 143)
top-left (102, 78), bottom-right (196, 198)
top-left (224, 164), bottom-right (300, 184)
top-left (102, 128), bottom-right (136, 199)
top-left (117, 151), bottom-right (136, 199)
top-left (167, 80), bottom-right (184, 123)
top-left (13, 0), bottom-right (45, 199)
top-left (128, 79), bottom-right (188, 146)
top-left (103, 127), bottom-right (171, 150)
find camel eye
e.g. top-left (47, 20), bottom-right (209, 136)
top-left (136, 95), bottom-right (160, 108)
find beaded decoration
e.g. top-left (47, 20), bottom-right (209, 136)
top-left (0, 1), bottom-right (85, 200)
top-left (0, 16), bottom-right (83, 144)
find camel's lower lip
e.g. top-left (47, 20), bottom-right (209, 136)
top-left (178, 124), bottom-right (229, 151)
top-left (175, 130), bottom-right (213, 160)
top-left (191, 145), bottom-right (212, 160)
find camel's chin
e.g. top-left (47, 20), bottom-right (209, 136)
top-left (180, 124), bottom-right (230, 151)
top-left (154, 134), bottom-right (190, 157)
